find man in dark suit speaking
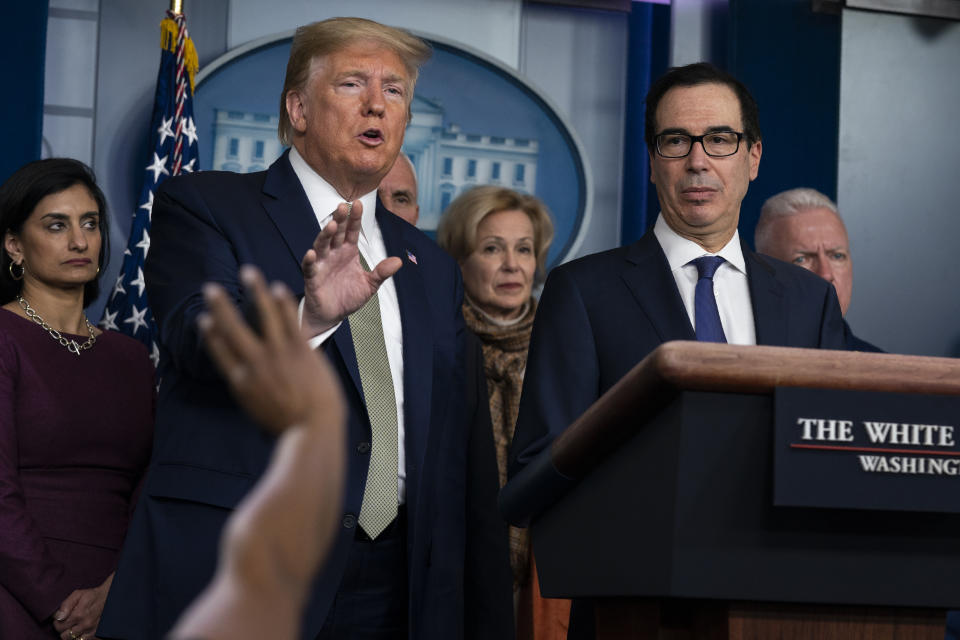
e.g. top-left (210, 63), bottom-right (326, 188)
top-left (508, 62), bottom-right (845, 499)
top-left (100, 18), bottom-right (479, 640)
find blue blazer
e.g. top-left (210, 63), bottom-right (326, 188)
top-left (508, 229), bottom-right (846, 476)
top-left (843, 318), bottom-right (883, 353)
top-left (100, 153), bottom-right (470, 640)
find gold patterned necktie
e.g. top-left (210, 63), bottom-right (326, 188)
top-left (349, 253), bottom-right (399, 539)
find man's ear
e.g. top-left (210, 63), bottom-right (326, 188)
top-left (285, 90), bottom-right (308, 134)
top-left (748, 139), bottom-right (762, 181)
top-left (648, 149), bottom-right (657, 185)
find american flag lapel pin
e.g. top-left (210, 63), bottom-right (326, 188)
top-left (406, 249), bottom-right (418, 265)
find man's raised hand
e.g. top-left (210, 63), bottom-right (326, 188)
top-left (300, 201), bottom-right (402, 336)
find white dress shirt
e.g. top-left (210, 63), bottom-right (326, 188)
top-left (653, 214), bottom-right (757, 346)
top-left (289, 147), bottom-right (407, 502)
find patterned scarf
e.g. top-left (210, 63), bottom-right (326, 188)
top-left (462, 296), bottom-right (537, 587)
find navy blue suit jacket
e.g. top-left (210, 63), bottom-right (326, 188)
top-left (100, 153), bottom-right (470, 640)
top-left (843, 319), bottom-right (883, 353)
top-left (508, 229), bottom-right (846, 477)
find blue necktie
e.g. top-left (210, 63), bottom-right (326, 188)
top-left (690, 256), bottom-right (727, 343)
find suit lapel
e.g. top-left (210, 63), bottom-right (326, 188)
top-left (377, 204), bottom-right (433, 477)
top-left (260, 152), bottom-right (363, 394)
top-left (744, 243), bottom-right (787, 346)
top-left (260, 151), bottom-right (321, 268)
top-left (620, 232), bottom-right (696, 342)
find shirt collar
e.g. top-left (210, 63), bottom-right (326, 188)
top-left (288, 146), bottom-right (379, 239)
top-left (653, 213), bottom-right (747, 275)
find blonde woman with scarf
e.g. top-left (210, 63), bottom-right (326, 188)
top-left (438, 185), bottom-right (561, 640)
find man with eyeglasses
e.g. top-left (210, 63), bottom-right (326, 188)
top-left (505, 65), bottom-right (845, 634)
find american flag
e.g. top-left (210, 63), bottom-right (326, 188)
top-left (100, 10), bottom-right (199, 367)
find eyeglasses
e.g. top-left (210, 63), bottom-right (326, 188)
top-left (655, 131), bottom-right (744, 158)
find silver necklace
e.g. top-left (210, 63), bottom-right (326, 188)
top-left (17, 295), bottom-right (97, 356)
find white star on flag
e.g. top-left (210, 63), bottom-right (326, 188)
top-left (135, 229), bottom-right (151, 258)
top-left (157, 116), bottom-right (175, 146)
top-left (146, 153), bottom-right (170, 183)
top-left (130, 267), bottom-right (148, 297)
top-left (139, 191), bottom-right (154, 220)
top-left (124, 305), bottom-right (150, 334)
top-left (101, 308), bottom-right (119, 331)
top-left (101, 9), bottom-right (199, 368)
top-left (182, 116), bottom-right (198, 146)
top-left (112, 274), bottom-right (126, 297)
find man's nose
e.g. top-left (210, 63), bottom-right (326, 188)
top-left (814, 249), bottom-right (834, 282)
top-left (684, 140), bottom-right (710, 171)
top-left (363, 84), bottom-right (385, 116)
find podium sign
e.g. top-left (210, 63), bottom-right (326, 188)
top-left (503, 342), bottom-right (960, 636)
top-left (774, 388), bottom-right (960, 514)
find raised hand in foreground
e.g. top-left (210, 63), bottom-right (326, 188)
top-left (171, 266), bottom-right (347, 640)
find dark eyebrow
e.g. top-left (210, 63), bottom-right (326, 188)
top-left (704, 125), bottom-right (739, 134)
top-left (40, 211), bottom-right (99, 221)
top-left (657, 126), bottom-right (739, 136)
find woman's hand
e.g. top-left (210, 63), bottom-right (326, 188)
top-left (53, 572), bottom-right (113, 640)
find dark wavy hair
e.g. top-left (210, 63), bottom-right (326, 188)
top-left (644, 62), bottom-right (762, 151)
top-left (0, 158), bottom-right (109, 307)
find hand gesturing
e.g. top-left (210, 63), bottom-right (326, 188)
top-left (199, 266), bottom-right (345, 434)
top-left (300, 201), bottom-right (402, 337)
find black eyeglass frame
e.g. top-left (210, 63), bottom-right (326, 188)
top-left (654, 131), bottom-right (745, 158)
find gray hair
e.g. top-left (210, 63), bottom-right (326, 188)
top-left (755, 187), bottom-right (841, 253)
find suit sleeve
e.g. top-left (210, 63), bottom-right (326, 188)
top-left (818, 282), bottom-right (847, 350)
top-left (507, 265), bottom-right (600, 480)
top-left (463, 332), bottom-right (515, 640)
top-left (0, 336), bottom-right (72, 621)
top-left (145, 180), bottom-right (242, 379)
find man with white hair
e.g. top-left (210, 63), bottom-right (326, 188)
top-left (755, 187), bottom-right (881, 352)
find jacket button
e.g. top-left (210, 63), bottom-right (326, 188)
top-left (342, 513), bottom-right (356, 529)
top-left (357, 442), bottom-right (371, 454)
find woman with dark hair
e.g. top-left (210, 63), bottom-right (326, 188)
top-left (0, 158), bottom-right (154, 640)
top-left (437, 185), bottom-right (567, 640)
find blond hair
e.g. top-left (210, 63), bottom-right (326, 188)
top-left (437, 186), bottom-right (554, 282)
top-left (278, 17), bottom-right (431, 145)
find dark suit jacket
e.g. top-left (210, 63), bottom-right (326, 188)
top-left (843, 318), bottom-right (883, 353)
top-left (463, 331), bottom-right (515, 639)
top-left (508, 229), bottom-right (846, 477)
top-left (100, 153), bottom-right (472, 640)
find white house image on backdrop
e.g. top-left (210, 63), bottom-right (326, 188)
top-left (211, 95), bottom-right (539, 230)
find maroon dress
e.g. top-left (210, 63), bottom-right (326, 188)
top-left (0, 308), bottom-right (154, 638)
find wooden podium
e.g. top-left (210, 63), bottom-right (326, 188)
top-left (501, 342), bottom-right (960, 639)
